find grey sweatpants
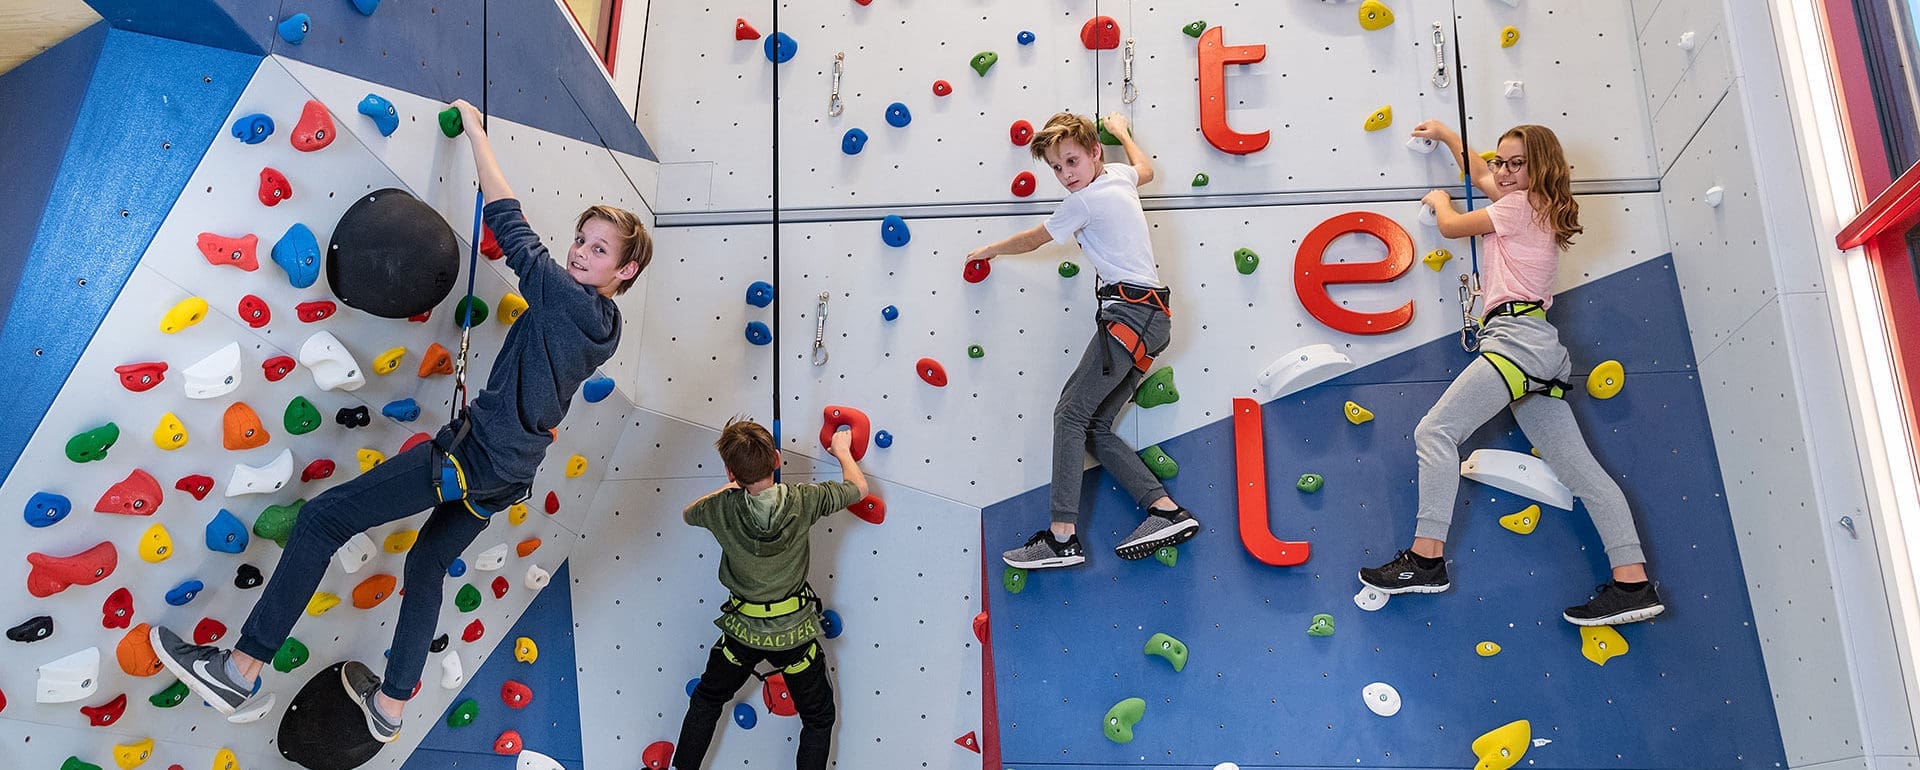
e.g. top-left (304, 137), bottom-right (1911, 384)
top-left (1050, 300), bottom-right (1171, 525)
top-left (1413, 315), bottom-right (1648, 568)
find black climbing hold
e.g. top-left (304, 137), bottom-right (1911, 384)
top-left (326, 188), bottom-right (459, 319)
top-left (7, 615), bottom-right (53, 642)
top-left (236, 563), bottom-right (264, 589)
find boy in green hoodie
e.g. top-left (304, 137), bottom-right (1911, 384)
top-left (671, 417), bottom-right (869, 770)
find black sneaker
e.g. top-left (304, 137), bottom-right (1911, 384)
top-left (1115, 507), bottom-right (1201, 560)
top-left (1002, 530), bottom-right (1087, 569)
top-left (149, 625), bottom-right (256, 714)
top-left (342, 660), bottom-right (402, 743)
top-left (1563, 582), bottom-right (1666, 626)
top-left (1357, 550), bottom-right (1451, 594)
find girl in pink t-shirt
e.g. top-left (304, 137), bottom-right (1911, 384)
top-left (1358, 122), bottom-right (1667, 627)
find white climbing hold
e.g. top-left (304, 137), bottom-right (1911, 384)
top-left (440, 650), bottom-right (466, 689)
top-left (517, 750), bottom-right (565, 770)
top-left (337, 532), bottom-right (377, 574)
top-left (1678, 30), bottom-right (1696, 51)
top-left (1362, 682), bottom-right (1402, 716)
top-left (1213, 764), bottom-right (1241, 770)
top-left (1502, 80), bottom-right (1525, 99)
top-left (525, 563), bottom-right (552, 590)
top-left (1256, 344), bottom-right (1356, 398)
top-left (225, 448), bottom-right (293, 497)
top-left (1460, 448), bottom-right (1573, 510)
top-left (1406, 136), bottom-right (1437, 154)
top-left (299, 330), bottom-right (366, 392)
top-left (37, 646), bottom-right (101, 703)
top-left (1353, 585), bottom-right (1389, 612)
top-left (183, 342), bottom-right (243, 399)
top-left (473, 543), bottom-right (511, 571)
top-left (1418, 202), bottom-right (1438, 227)
top-left (1704, 186), bottom-right (1725, 207)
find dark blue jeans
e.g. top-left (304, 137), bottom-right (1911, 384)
top-left (236, 441), bottom-right (491, 700)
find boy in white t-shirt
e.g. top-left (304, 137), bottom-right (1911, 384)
top-left (968, 112), bottom-right (1200, 570)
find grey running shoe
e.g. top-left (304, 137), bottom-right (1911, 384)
top-left (1358, 550), bottom-right (1452, 594)
top-left (342, 660), bottom-right (402, 743)
top-left (227, 690), bottom-right (277, 724)
top-left (1114, 508), bottom-right (1200, 560)
top-left (149, 625), bottom-right (255, 714)
top-left (1563, 582), bottom-right (1667, 626)
top-left (1002, 530), bottom-right (1087, 569)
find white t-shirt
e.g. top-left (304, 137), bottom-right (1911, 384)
top-left (1042, 163), bottom-right (1163, 289)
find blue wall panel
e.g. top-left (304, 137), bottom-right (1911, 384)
top-left (84, 0), bottom-right (267, 55)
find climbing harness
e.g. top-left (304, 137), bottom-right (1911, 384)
top-left (1097, 282), bottom-right (1172, 375)
top-left (1122, 38), bottom-right (1139, 104)
top-left (828, 52), bottom-right (845, 117)
top-left (1476, 301), bottom-right (1571, 400)
top-left (723, 584), bottom-right (819, 620)
top-left (429, 418), bottom-right (529, 519)
top-left (811, 292), bottom-right (830, 366)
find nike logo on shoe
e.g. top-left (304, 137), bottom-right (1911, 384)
top-left (194, 659), bottom-right (250, 699)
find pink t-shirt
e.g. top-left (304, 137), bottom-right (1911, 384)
top-left (1480, 192), bottom-right (1560, 309)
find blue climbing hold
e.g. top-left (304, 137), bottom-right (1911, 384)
top-left (686, 677), bottom-right (701, 697)
top-left (165, 579), bottom-right (205, 607)
top-left (357, 94), bottom-right (399, 137)
top-left (881, 305), bottom-right (899, 321)
top-left (885, 102), bottom-right (912, 128)
top-left (764, 32), bottom-right (796, 63)
top-left (272, 223), bottom-right (321, 289)
top-left (205, 509), bottom-right (249, 554)
top-left (1017, 30), bottom-right (1036, 45)
top-left (278, 13), bottom-right (311, 44)
top-left (350, 0), bottom-right (380, 15)
top-left (842, 128), bottom-right (869, 155)
top-left (822, 609), bottom-right (844, 639)
top-left (881, 215), bottom-right (910, 247)
top-left (23, 492), bottom-right (71, 529)
top-left (746, 281), bottom-right (775, 308)
top-left (733, 702), bottom-right (758, 729)
top-left (449, 558), bottom-right (467, 578)
top-left (745, 321), bottom-right (773, 346)
top-left (874, 430), bottom-right (893, 449)
top-left (382, 398), bottom-right (420, 422)
top-left (583, 375), bottom-right (616, 403)
top-left (232, 113), bottom-right (275, 144)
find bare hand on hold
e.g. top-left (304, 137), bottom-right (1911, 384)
top-left (830, 426), bottom-right (854, 457)
top-left (966, 244), bottom-right (995, 262)
top-left (1102, 112), bottom-right (1132, 140)
top-left (450, 99), bottom-right (486, 136)
top-left (1411, 119), bottom-right (1456, 143)
top-left (1422, 189), bottom-right (1452, 210)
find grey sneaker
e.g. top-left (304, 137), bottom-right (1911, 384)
top-left (342, 660), bottom-right (402, 743)
top-left (1002, 530), bottom-right (1087, 569)
top-left (149, 625), bottom-right (256, 714)
top-left (1115, 508), bottom-right (1200, 560)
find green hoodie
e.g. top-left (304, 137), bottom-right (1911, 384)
top-left (685, 480), bottom-right (862, 650)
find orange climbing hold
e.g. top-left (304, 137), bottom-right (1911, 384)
top-left (352, 574), bottom-right (397, 609)
top-left (197, 232), bottom-right (259, 272)
top-left (418, 343), bottom-right (455, 377)
top-left (116, 623), bottom-right (163, 677)
top-left (291, 99), bottom-right (335, 151)
top-left (848, 495), bottom-right (885, 525)
top-left (95, 469), bottom-right (162, 515)
top-left (1080, 15), bottom-right (1121, 49)
top-left (516, 538), bottom-right (542, 558)
top-left (222, 402), bottom-right (270, 450)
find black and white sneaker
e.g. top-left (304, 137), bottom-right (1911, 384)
top-left (1357, 550), bottom-right (1452, 594)
top-left (149, 625), bottom-right (256, 714)
top-left (342, 660), bottom-right (403, 743)
top-left (1563, 582), bottom-right (1666, 626)
top-left (1114, 508), bottom-right (1200, 560)
top-left (1002, 530), bottom-right (1087, 569)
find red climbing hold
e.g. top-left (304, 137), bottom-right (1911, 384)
top-left (197, 232), bottom-right (260, 272)
top-left (95, 469), bottom-right (163, 516)
top-left (1011, 171), bottom-right (1036, 197)
top-left (848, 495), bottom-right (885, 525)
top-left (80, 692), bottom-right (127, 726)
top-left (29, 541), bottom-right (118, 598)
top-left (262, 355), bottom-right (296, 382)
top-left (493, 730), bottom-right (522, 755)
top-left (641, 741), bottom-right (675, 769)
top-left (853, 0), bottom-right (872, 5)
top-left (175, 474), bottom-right (214, 501)
top-left (480, 224), bottom-right (503, 260)
top-left (734, 18), bottom-right (761, 40)
top-left (819, 405), bottom-right (871, 460)
top-left (194, 617), bottom-right (227, 644)
top-left (0, 688), bottom-right (6, 714)
top-left (955, 732), bottom-right (981, 753)
top-left (114, 362), bottom-right (167, 392)
top-left (544, 491), bottom-right (560, 515)
top-left (491, 575), bottom-right (508, 599)
top-left (238, 294), bottom-right (272, 328)
top-left (399, 432), bottom-right (432, 453)
top-left (409, 308), bottom-right (432, 323)
top-left (1080, 15), bottom-right (1122, 49)
top-left (291, 99), bottom-right (335, 152)
top-left (964, 258), bottom-right (992, 283)
top-left (296, 300), bottom-right (336, 323)
top-left (102, 587), bottom-right (134, 629)
top-left (258, 167), bottom-right (292, 207)
top-left (463, 619), bottom-right (485, 643)
top-left (761, 672), bottom-right (796, 716)
top-left (501, 679), bottom-right (532, 708)
top-left (1009, 119), bottom-right (1033, 146)
top-left (972, 611), bottom-right (989, 644)
top-left (915, 357), bottom-right (948, 387)
top-left (932, 79), bottom-right (952, 97)
top-left (300, 459), bottom-right (335, 482)
top-left (1232, 397), bottom-right (1311, 566)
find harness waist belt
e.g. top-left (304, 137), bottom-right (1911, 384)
top-left (1483, 300), bottom-right (1546, 324)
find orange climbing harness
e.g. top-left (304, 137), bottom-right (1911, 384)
top-left (1097, 282), bottom-right (1172, 374)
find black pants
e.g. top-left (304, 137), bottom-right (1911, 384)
top-left (674, 636), bottom-right (836, 770)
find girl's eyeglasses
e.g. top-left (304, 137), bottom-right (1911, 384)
top-left (1488, 157), bottom-right (1527, 172)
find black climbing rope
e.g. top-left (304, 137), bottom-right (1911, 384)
top-left (769, 0), bottom-right (783, 464)
top-left (451, 0), bottom-right (492, 420)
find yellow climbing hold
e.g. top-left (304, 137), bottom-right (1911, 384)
top-left (212, 747), bottom-right (240, 770)
top-left (114, 737), bottom-right (155, 768)
top-left (514, 636), bottom-right (539, 663)
top-left (1363, 105), bottom-right (1394, 132)
top-left (306, 591), bottom-right (341, 617)
top-left (565, 454), bottom-right (588, 478)
top-left (153, 412), bottom-right (189, 450)
top-left (1588, 359), bottom-right (1625, 399)
top-left (1357, 0), bottom-right (1394, 31)
top-left (509, 502), bottom-right (530, 526)
top-left (499, 293), bottom-right (529, 325)
top-left (161, 296), bottom-right (209, 334)
top-left (1499, 505), bottom-right (1540, 535)
top-left (1344, 401), bottom-right (1374, 425)
top-left (138, 523), bottom-right (175, 563)
top-left (1423, 248), bottom-right (1453, 271)
top-left (1500, 25), bottom-right (1520, 48)
top-left (1479, 150), bottom-right (1498, 163)
top-left (385, 529), bottom-right (419, 553)
top-left (1476, 640), bottom-right (1501, 657)
top-left (1581, 625), bottom-right (1629, 665)
top-left (1471, 719), bottom-right (1531, 770)
top-left (358, 448), bottom-right (385, 473)
top-left (372, 346), bottom-right (407, 376)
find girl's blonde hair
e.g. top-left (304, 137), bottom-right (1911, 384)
top-left (1029, 113), bottom-right (1100, 161)
top-left (1501, 124), bottom-right (1582, 250)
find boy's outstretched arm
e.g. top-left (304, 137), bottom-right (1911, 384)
top-left (1104, 113), bottom-right (1153, 186)
top-left (967, 225), bottom-right (1052, 262)
top-left (830, 429), bottom-right (870, 498)
top-left (452, 99), bottom-right (518, 204)
top-left (683, 481), bottom-right (739, 525)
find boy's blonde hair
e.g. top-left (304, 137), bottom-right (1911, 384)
top-left (576, 205), bottom-right (653, 295)
top-left (1500, 125), bottom-right (1583, 250)
top-left (1029, 113), bottom-right (1100, 162)
top-left (716, 416), bottom-right (778, 483)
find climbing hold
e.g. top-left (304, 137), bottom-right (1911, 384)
top-left (198, 232), bottom-right (259, 271)
top-left (263, 355), bottom-right (297, 383)
top-left (306, 592), bottom-right (340, 617)
top-left (1257, 344), bottom-right (1357, 398)
top-left (149, 679), bottom-right (188, 708)
top-left (1588, 359), bottom-right (1625, 399)
top-left (1357, 0), bottom-right (1395, 31)
top-left (1139, 445), bottom-right (1179, 480)
top-left (1580, 626), bottom-right (1628, 665)
top-left (841, 128), bottom-right (868, 155)
top-left (455, 295), bottom-right (490, 327)
top-left (1056, 261), bottom-right (1082, 279)
top-left (762, 671), bottom-right (795, 716)
top-left (1135, 367), bottom-right (1179, 407)
top-left (160, 296), bottom-right (208, 334)
top-left (235, 563), bottom-right (263, 589)
top-left (1183, 20), bottom-right (1209, 38)
top-left (283, 396), bottom-right (322, 435)
top-left (95, 469), bottom-right (162, 516)
top-left (526, 563), bottom-right (551, 589)
top-left (881, 305), bottom-right (899, 321)
top-left (176, 474), bottom-right (215, 501)
top-left (232, 113), bottom-right (274, 144)
top-left (276, 11), bottom-right (311, 43)
top-left (1307, 613), bottom-right (1335, 637)
top-left (222, 402), bottom-right (269, 450)
top-left (1297, 473), bottom-right (1325, 493)
top-left (1192, 173), bottom-right (1210, 186)
top-left (1103, 697), bottom-right (1146, 743)
top-left (101, 588), bottom-right (132, 629)
top-left (819, 405), bottom-right (872, 459)
top-left (1012, 171), bottom-right (1037, 197)
top-left (1154, 546), bottom-right (1178, 566)
top-left (254, 499), bottom-right (303, 547)
top-left (237, 294), bottom-right (272, 328)
top-left (1503, 80), bottom-right (1525, 99)
top-left (351, 0), bottom-right (378, 14)
top-left (114, 362), bottom-right (167, 393)
top-left (734, 18), bottom-right (760, 40)
top-left (516, 538), bottom-right (542, 558)
top-left (357, 94), bottom-right (399, 136)
top-left (271, 223), bottom-right (322, 288)
top-left (378, 398), bottom-right (420, 424)
top-left (1471, 719), bottom-right (1532, 770)
top-left (383, 529), bottom-right (418, 554)
top-left (1017, 29), bottom-right (1036, 45)
top-left (916, 357), bottom-right (949, 387)
top-left (508, 502), bottom-right (530, 526)
top-left (1423, 248), bottom-right (1453, 271)
top-left (1364, 105), bottom-right (1394, 132)
top-left (745, 280), bottom-right (775, 308)
top-left (745, 321), bottom-right (772, 346)
top-left (419, 343), bottom-right (455, 377)
top-left (371, 346), bottom-right (407, 376)
top-left (498, 293), bottom-right (528, 325)
top-left (447, 698), bottom-right (479, 728)
top-left (258, 167), bottom-right (292, 207)
top-left (1096, 117), bottom-right (1133, 146)
top-left (1354, 585), bottom-right (1389, 612)
top-left (80, 692), bottom-right (127, 726)
top-left (848, 495), bottom-right (886, 525)
top-left (583, 375), bottom-right (615, 403)
top-left (447, 559), bottom-right (468, 579)
top-left (563, 454), bottom-right (589, 479)
top-left (967, 344), bottom-right (986, 359)
top-left (23, 491), bottom-right (71, 529)
top-left (1143, 632), bottom-right (1188, 671)
top-left (1009, 119), bottom-right (1033, 146)
top-left (137, 523), bottom-right (174, 563)
top-left (963, 258), bottom-right (992, 283)
top-left (1002, 566), bottom-right (1027, 594)
top-left (1362, 682), bottom-right (1402, 717)
top-left (36, 646), bottom-right (100, 703)
top-left (1460, 449), bottom-right (1574, 510)
top-left (183, 342), bottom-right (242, 399)
top-left (464, 619), bottom-right (486, 642)
top-left (300, 331), bottom-right (365, 392)
top-left (1476, 641), bottom-right (1501, 657)
top-left (1344, 400), bottom-right (1374, 425)
top-left (272, 636), bottom-right (308, 673)
top-left (193, 617), bottom-right (226, 644)
top-left (332, 533), bottom-right (375, 574)
top-left (970, 51), bottom-right (998, 76)
top-left (764, 31), bottom-right (796, 63)
top-left (1234, 247), bottom-right (1260, 275)
top-left (476, 543), bottom-right (511, 570)
top-left (501, 679), bottom-right (532, 708)
top-left (442, 651), bottom-right (466, 688)
top-left (956, 732), bottom-right (982, 753)
top-left (1080, 15), bottom-right (1121, 49)
top-left (1408, 135), bottom-right (1439, 154)
top-left (226, 448), bottom-right (293, 497)
top-left (351, 574), bottom-right (396, 609)
top-left (1500, 25), bottom-right (1520, 48)
top-left (821, 608), bottom-right (843, 638)
top-left (733, 702), bottom-right (758, 729)
top-left (66, 423), bottom-right (119, 463)
top-left (116, 623), bottom-right (162, 677)
top-left (291, 99), bottom-right (335, 151)
top-left (437, 106), bottom-right (463, 137)
top-left (296, 299), bottom-right (337, 323)
top-left (1499, 505), bottom-right (1541, 535)
top-left (8, 615), bottom-right (52, 642)
top-left (881, 214), bottom-right (911, 247)
top-left (885, 102), bottom-right (912, 128)
top-left (642, 741), bottom-right (675, 769)
top-left (514, 636), bottom-right (538, 663)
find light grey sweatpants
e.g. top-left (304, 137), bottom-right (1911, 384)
top-left (1413, 315), bottom-right (1648, 568)
top-left (1050, 300), bottom-right (1171, 525)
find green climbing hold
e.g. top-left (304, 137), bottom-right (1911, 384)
top-left (1143, 632), bottom-right (1188, 672)
top-left (1234, 248), bottom-right (1260, 275)
top-left (1297, 473), bottom-right (1324, 493)
top-left (968, 344), bottom-right (985, 359)
top-left (1058, 261), bottom-right (1081, 278)
top-left (447, 697), bottom-right (479, 728)
top-left (1307, 613), bottom-right (1335, 637)
top-left (971, 51), bottom-right (999, 76)
top-left (455, 296), bottom-right (489, 327)
top-left (284, 395), bottom-right (322, 435)
top-left (1003, 565), bottom-right (1028, 594)
top-left (254, 499), bottom-right (305, 548)
top-left (1134, 367), bottom-right (1179, 408)
top-left (438, 106), bottom-right (463, 137)
top-left (65, 423), bottom-right (119, 463)
top-left (1138, 445), bottom-right (1179, 480)
top-left (272, 636), bottom-right (310, 673)
top-left (1183, 20), bottom-right (1208, 37)
top-left (1154, 546), bottom-right (1178, 567)
top-left (1096, 117), bottom-right (1135, 146)
top-left (1103, 697), bottom-right (1147, 744)
top-left (1191, 173), bottom-right (1209, 187)
top-left (61, 758), bottom-right (103, 770)
top-left (456, 583), bottom-right (482, 612)
top-left (149, 679), bottom-right (190, 708)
